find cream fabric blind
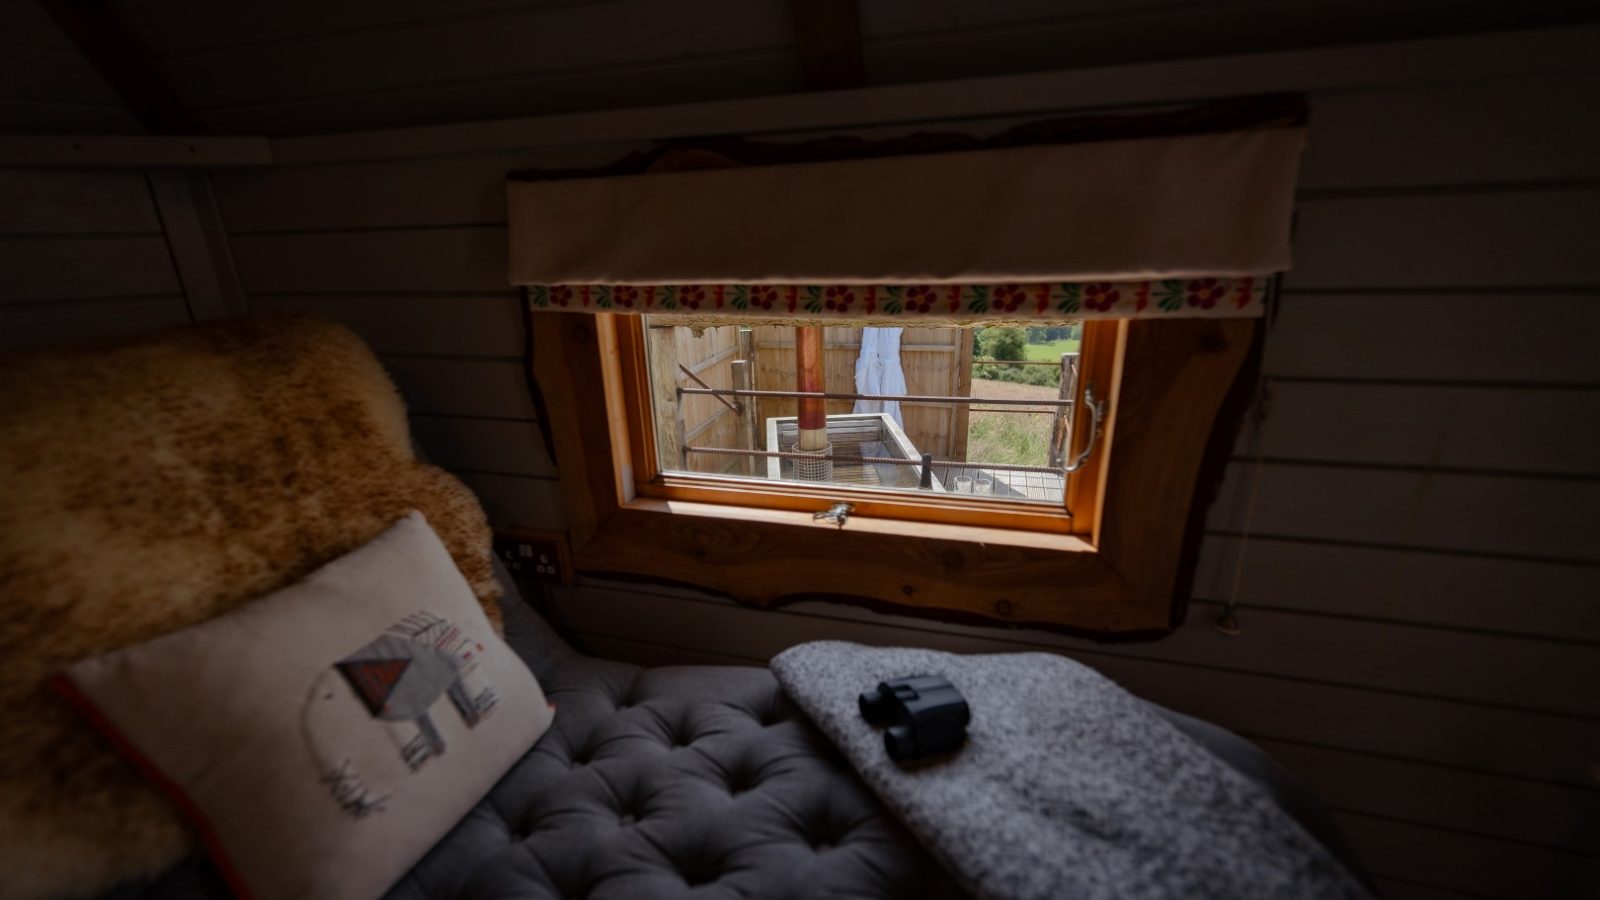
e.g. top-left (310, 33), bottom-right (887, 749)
top-left (508, 119), bottom-right (1306, 321)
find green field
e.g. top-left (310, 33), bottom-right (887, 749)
top-left (1022, 337), bottom-right (1082, 361)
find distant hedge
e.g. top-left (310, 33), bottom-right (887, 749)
top-left (973, 363), bottom-right (1059, 387)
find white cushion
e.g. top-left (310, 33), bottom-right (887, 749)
top-left (58, 511), bottom-right (553, 900)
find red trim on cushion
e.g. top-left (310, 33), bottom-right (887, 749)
top-left (50, 675), bottom-right (258, 900)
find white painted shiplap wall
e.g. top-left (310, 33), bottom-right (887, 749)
top-left (0, 169), bottom-right (192, 346)
top-left (3, 22), bottom-right (1593, 899)
top-left (105, 0), bottom-right (1600, 135)
top-left (193, 55), bottom-right (1600, 897)
top-left (0, 3), bottom-right (138, 134)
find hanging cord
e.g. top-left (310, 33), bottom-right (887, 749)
top-left (519, 288), bottom-right (560, 468)
top-left (1210, 274), bottom-right (1285, 636)
top-left (1215, 376), bottom-right (1272, 636)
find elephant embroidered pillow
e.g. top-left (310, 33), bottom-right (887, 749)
top-left (55, 512), bottom-right (554, 900)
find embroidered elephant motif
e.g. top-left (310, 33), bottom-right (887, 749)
top-left (304, 612), bottom-right (498, 817)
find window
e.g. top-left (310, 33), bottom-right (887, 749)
top-left (533, 311), bottom-right (1256, 634)
top-left (630, 318), bottom-right (1113, 536)
top-left (513, 98), bottom-right (1302, 634)
top-left (650, 320), bottom-right (1084, 502)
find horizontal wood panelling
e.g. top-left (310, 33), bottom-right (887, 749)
top-left (451, 470), bottom-right (564, 529)
top-left (118, 0), bottom-right (603, 54)
top-left (862, 0), bottom-right (1599, 89)
top-left (213, 74), bottom-right (1599, 231)
top-left (1265, 292), bottom-right (1600, 385)
top-left (265, 29), bottom-right (1600, 166)
top-left (1207, 462), bottom-right (1600, 563)
top-left (1259, 739), bottom-right (1600, 854)
top-left (0, 236), bottom-right (180, 304)
top-left (192, 28), bottom-right (1600, 895)
top-left (200, 52), bottom-right (801, 137)
top-left (381, 356), bottom-right (535, 419)
top-left (0, 101), bottom-right (140, 135)
top-left (859, 0), bottom-right (1198, 37)
top-left (0, 48), bottom-right (125, 106)
top-left (0, 295), bottom-right (191, 351)
top-left (1191, 536), bottom-right (1600, 642)
top-left (212, 145), bottom-right (629, 233)
top-left (1156, 600), bottom-right (1600, 718)
top-left (248, 293), bottom-right (525, 357)
top-left (1249, 381), bottom-right (1600, 476)
top-left (228, 201), bottom-right (1600, 302)
top-left (0, 168), bottom-right (191, 348)
top-left (411, 415), bottom-right (555, 478)
top-left (549, 582), bottom-right (1600, 786)
top-left (1337, 813), bottom-right (1600, 900)
top-left (0, 0), bottom-right (74, 50)
top-left (230, 227), bottom-right (507, 293)
top-left (163, 0), bottom-right (790, 110)
top-left (0, 171), bottom-right (159, 235)
top-left (556, 578), bottom-right (1600, 717)
top-left (1289, 189), bottom-right (1600, 291)
top-left (1299, 74), bottom-right (1600, 190)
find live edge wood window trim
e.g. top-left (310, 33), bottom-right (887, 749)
top-left (533, 310), bottom-right (1255, 636)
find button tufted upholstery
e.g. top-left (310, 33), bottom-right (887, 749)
top-left (116, 563), bottom-right (1354, 900)
top-left (381, 583), bottom-right (965, 900)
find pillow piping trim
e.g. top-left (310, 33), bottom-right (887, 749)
top-left (49, 675), bottom-right (258, 900)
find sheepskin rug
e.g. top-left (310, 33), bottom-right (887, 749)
top-left (0, 316), bottom-right (501, 899)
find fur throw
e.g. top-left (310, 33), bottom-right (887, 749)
top-left (0, 316), bottom-right (500, 899)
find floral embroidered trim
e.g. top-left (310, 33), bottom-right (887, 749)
top-left (525, 278), bottom-right (1267, 318)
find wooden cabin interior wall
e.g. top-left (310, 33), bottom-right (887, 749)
top-left (3, 4), bottom-right (1599, 899)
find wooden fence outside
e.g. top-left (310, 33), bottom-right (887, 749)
top-left (661, 323), bottom-right (974, 471)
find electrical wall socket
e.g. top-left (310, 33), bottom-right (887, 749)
top-left (492, 529), bottom-right (573, 584)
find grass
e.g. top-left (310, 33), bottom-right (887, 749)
top-left (968, 415), bottom-right (1050, 466)
top-left (964, 378), bottom-right (1057, 467)
top-left (1022, 337), bottom-right (1083, 361)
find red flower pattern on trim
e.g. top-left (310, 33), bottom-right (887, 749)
top-left (1186, 278), bottom-right (1226, 309)
top-left (905, 285), bottom-right (937, 313)
top-left (823, 285), bottom-right (855, 312)
top-left (1083, 282), bottom-right (1120, 311)
top-left (533, 279), bottom-right (1261, 319)
top-left (993, 284), bottom-right (1026, 312)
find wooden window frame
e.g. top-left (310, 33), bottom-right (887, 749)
top-left (533, 311), bottom-right (1255, 634)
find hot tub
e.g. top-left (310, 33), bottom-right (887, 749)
top-left (764, 412), bottom-right (940, 490)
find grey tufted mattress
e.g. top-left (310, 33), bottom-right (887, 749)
top-left (108, 570), bottom-right (1358, 900)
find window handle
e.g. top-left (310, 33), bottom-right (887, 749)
top-left (1062, 382), bottom-right (1107, 475)
top-left (813, 502), bottom-right (853, 528)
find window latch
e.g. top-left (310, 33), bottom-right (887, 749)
top-left (813, 502), bottom-right (853, 529)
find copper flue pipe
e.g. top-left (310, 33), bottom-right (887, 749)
top-left (794, 325), bottom-right (826, 451)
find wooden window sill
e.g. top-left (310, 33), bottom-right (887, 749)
top-left (533, 312), bottom-right (1255, 637)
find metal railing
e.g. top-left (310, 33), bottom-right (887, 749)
top-left (677, 387), bottom-right (1073, 407)
top-left (683, 445), bottom-right (1066, 475)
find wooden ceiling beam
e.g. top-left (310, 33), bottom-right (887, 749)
top-left (38, 0), bottom-right (203, 134)
top-left (791, 0), bottom-right (866, 91)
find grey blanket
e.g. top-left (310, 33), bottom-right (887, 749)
top-left (770, 641), bottom-right (1370, 900)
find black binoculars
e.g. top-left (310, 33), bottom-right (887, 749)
top-left (858, 675), bottom-right (970, 762)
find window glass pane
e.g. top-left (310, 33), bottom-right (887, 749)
top-left (642, 318), bottom-right (1082, 505)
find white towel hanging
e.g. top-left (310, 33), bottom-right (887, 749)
top-left (854, 327), bottom-right (905, 429)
